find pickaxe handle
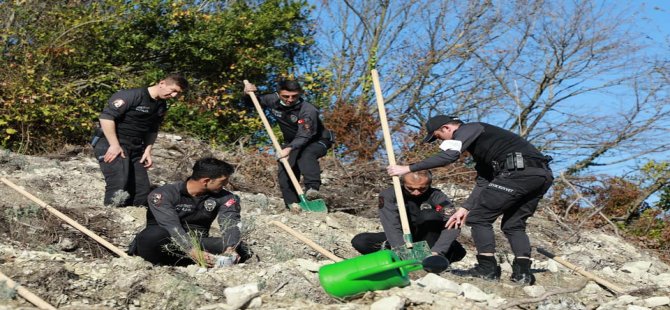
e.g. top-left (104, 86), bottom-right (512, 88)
top-left (270, 221), bottom-right (342, 262)
top-left (0, 271), bottom-right (56, 310)
top-left (537, 247), bottom-right (626, 294)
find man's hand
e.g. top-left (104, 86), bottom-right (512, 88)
top-left (140, 149), bottom-right (153, 168)
top-left (446, 207), bottom-right (469, 229)
top-left (188, 248), bottom-right (216, 268)
top-left (223, 247), bottom-right (240, 264)
top-left (279, 147), bottom-right (292, 159)
top-left (104, 144), bottom-right (125, 163)
top-left (244, 83), bottom-right (257, 94)
top-left (387, 165), bottom-right (410, 176)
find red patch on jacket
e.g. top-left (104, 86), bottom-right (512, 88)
top-left (297, 119), bottom-right (305, 124)
top-left (435, 205), bottom-right (443, 212)
top-left (224, 198), bottom-right (236, 207)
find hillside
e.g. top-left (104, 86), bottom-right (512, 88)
top-left (0, 134), bottom-right (668, 310)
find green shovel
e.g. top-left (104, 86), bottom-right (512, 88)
top-left (371, 70), bottom-right (431, 261)
top-left (244, 80), bottom-right (327, 212)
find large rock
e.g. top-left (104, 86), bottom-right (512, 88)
top-left (644, 296), bottom-right (670, 308)
top-left (416, 273), bottom-right (461, 294)
top-left (460, 283), bottom-right (491, 302)
top-left (370, 296), bottom-right (405, 310)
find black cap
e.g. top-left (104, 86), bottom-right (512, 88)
top-left (423, 115), bottom-right (460, 143)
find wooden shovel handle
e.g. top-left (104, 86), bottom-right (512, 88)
top-left (537, 247), bottom-right (625, 294)
top-left (0, 271), bottom-right (56, 310)
top-left (1, 178), bottom-right (129, 258)
top-left (270, 221), bottom-right (342, 262)
top-left (371, 70), bottom-right (413, 245)
top-left (243, 80), bottom-right (304, 196)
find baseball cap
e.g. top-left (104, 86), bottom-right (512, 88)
top-left (423, 115), bottom-right (460, 143)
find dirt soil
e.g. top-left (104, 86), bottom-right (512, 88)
top-left (0, 134), bottom-right (668, 310)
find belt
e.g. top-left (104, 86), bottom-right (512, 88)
top-left (493, 153), bottom-right (551, 173)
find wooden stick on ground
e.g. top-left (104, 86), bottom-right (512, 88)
top-left (0, 177), bottom-right (129, 258)
top-left (0, 270), bottom-right (57, 310)
top-left (269, 221), bottom-right (342, 262)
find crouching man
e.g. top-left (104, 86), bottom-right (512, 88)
top-left (351, 171), bottom-right (466, 269)
top-left (129, 157), bottom-right (251, 266)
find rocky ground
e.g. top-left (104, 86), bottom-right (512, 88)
top-left (0, 133), bottom-right (669, 310)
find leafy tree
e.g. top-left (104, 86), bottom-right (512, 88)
top-left (0, 0), bottom-right (313, 153)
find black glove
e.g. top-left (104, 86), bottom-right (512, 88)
top-left (422, 255), bottom-right (450, 273)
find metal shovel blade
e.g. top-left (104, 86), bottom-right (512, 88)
top-left (297, 195), bottom-right (328, 213)
top-left (392, 240), bottom-right (432, 261)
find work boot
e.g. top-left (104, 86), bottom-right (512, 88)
top-left (454, 255), bottom-right (501, 281)
top-left (510, 257), bottom-right (535, 285)
top-left (305, 188), bottom-right (320, 200)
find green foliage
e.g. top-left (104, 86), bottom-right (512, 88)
top-left (1, 0), bottom-right (314, 153)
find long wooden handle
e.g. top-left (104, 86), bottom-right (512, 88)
top-left (371, 70), bottom-right (413, 244)
top-left (1, 178), bottom-right (129, 258)
top-left (269, 221), bottom-right (342, 262)
top-left (243, 80), bottom-right (304, 196)
top-left (0, 271), bottom-right (56, 310)
top-left (537, 247), bottom-right (625, 294)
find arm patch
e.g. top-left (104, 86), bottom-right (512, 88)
top-left (439, 140), bottom-right (462, 152)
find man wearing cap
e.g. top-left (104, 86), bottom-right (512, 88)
top-left (243, 80), bottom-right (334, 208)
top-left (351, 171), bottom-right (466, 269)
top-left (387, 115), bottom-right (553, 285)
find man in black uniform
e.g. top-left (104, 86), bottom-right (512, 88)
top-left (388, 115), bottom-right (553, 285)
top-left (243, 80), bottom-right (334, 208)
top-left (130, 157), bottom-right (249, 266)
top-left (351, 171), bottom-right (466, 265)
top-left (94, 73), bottom-right (188, 207)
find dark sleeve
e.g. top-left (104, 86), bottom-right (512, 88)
top-left (244, 92), bottom-right (279, 109)
top-left (462, 175), bottom-right (489, 210)
top-left (287, 103), bottom-right (319, 149)
top-left (378, 189), bottom-right (405, 248)
top-left (429, 189), bottom-right (454, 210)
top-left (147, 188), bottom-right (191, 250)
top-left (99, 90), bottom-right (135, 121)
top-left (217, 194), bottom-right (242, 249)
top-left (409, 122), bottom-right (485, 172)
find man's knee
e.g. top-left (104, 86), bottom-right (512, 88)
top-left (351, 233), bottom-right (383, 254)
top-left (445, 241), bottom-right (466, 263)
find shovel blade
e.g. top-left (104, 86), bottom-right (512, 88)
top-left (392, 240), bottom-right (432, 261)
top-left (298, 195), bottom-right (328, 212)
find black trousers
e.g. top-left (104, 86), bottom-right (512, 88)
top-left (351, 231), bottom-right (466, 263)
top-left (94, 137), bottom-right (150, 207)
top-left (131, 225), bottom-right (250, 266)
top-left (466, 167), bottom-right (553, 257)
top-left (278, 141), bottom-right (329, 205)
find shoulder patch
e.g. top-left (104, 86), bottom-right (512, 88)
top-left (112, 99), bottom-right (125, 109)
top-left (150, 193), bottom-right (162, 206)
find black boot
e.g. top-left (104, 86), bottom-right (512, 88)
top-left (455, 254), bottom-right (501, 281)
top-left (510, 257), bottom-right (535, 285)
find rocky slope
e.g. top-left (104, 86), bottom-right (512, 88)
top-left (0, 134), bottom-right (668, 310)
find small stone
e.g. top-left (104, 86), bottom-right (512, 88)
top-left (626, 306), bottom-right (650, 310)
top-left (582, 282), bottom-right (604, 294)
top-left (370, 296), bottom-right (405, 310)
top-left (325, 216), bottom-right (342, 229)
top-left (523, 285), bottom-right (546, 298)
top-left (644, 296), bottom-right (670, 308)
top-left (651, 273), bottom-right (670, 288)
